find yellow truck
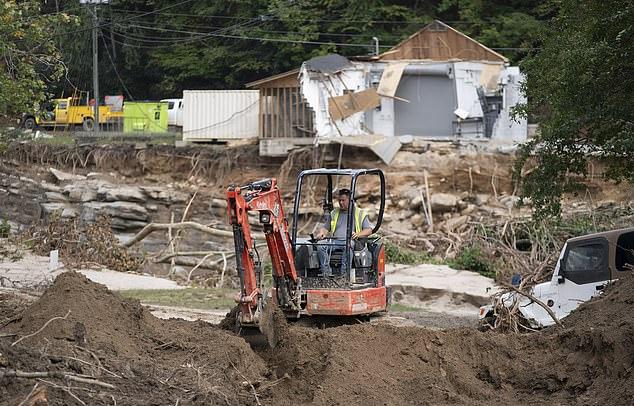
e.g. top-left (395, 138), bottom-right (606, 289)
top-left (21, 97), bottom-right (124, 131)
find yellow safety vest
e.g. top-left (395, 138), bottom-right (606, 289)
top-left (331, 207), bottom-right (366, 234)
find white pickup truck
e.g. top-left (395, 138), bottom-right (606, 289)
top-left (479, 227), bottom-right (634, 329)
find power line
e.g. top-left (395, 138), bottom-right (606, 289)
top-left (107, 15), bottom-right (267, 49)
top-left (119, 20), bottom-right (400, 40)
top-left (108, 9), bottom-right (433, 25)
top-left (21, 0), bottom-right (199, 41)
top-left (109, 24), bottom-right (390, 49)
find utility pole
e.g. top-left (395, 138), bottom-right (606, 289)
top-left (81, 0), bottom-right (109, 131)
top-left (92, 4), bottom-right (99, 131)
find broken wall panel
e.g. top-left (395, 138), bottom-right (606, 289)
top-left (377, 62), bottom-right (408, 98)
top-left (328, 89), bottom-right (381, 122)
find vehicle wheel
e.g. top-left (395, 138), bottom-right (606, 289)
top-left (23, 117), bottom-right (37, 130)
top-left (82, 117), bottom-right (95, 131)
top-left (478, 316), bottom-right (496, 332)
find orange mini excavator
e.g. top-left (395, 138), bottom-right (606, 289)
top-left (226, 168), bottom-right (388, 331)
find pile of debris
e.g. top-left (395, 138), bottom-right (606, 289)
top-left (22, 215), bottom-right (143, 272)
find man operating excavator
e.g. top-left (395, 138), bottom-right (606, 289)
top-left (314, 188), bottom-right (373, 277)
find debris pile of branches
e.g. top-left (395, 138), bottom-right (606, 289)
top-left (21, 214), bottom-right (142, 272)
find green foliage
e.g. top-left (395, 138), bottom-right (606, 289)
top-left (447, 245), bottom-right (495, 279)
top-left (515, 0), bottom-right (634, 217)
top-left (120, 288), bottom-right (237, 310)
top-left (0, 1), bottom-right (77, 118)
top-left (437, 0), bottom-right (552, 62)
top-left (42, 0), bottom-right (551, 100)
top-left (0, 216), bottom-right (10, 238)
top-left (383, 240), bottom-right (432, 265)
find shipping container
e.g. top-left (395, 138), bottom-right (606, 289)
top-left (182, 90), bottom-right (259, 141)
top-left (123, 102), bottom-right (168, 133)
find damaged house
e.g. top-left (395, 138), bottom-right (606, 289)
top-left (249, 20), bottom-right (527, 162)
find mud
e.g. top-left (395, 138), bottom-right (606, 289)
top-left (1, 271), bottom-right (633, 405)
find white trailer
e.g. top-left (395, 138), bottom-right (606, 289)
top-left (182, 90), bottom-right (259, 142)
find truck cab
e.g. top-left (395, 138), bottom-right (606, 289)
top-left (21, 96), bottom-right (124, 131)
top-left (480, 227), bottom-right (634, 328)
top-left (160, 98), bottom-right (183, 128)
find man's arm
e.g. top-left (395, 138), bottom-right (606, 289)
top-left (315, 214), bottom-right (331, 240)
top-left (351, 214), bottom-right (373, 239)
top-left (315, 225), bottom-right (329, 240)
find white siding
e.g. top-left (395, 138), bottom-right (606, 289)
top-left (182, 90), bottom-right (259, 141)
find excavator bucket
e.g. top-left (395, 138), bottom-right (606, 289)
top-left (258, 300), bottom-right (288, 348)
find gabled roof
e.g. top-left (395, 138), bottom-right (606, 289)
top-left (380, 20), bottom-right (508, 63)
top-left (245, 69), bottom-right (299, 89)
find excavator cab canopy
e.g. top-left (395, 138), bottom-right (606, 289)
top-left (291, 168), bottom-right (386, 284)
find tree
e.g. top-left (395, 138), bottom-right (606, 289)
top-left (515, 0), bottom-right (634, 217)
top-left (0, 1), bottom-right (76, 119)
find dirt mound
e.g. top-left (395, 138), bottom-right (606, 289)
top-left (548, 274), bottom-right (634, 404)
top-left (2, 271), bottom-right (633, 405)
top-left (1, 272), bottom-right (268, 405)
top-left (257, 276), bottom-right (634, 405)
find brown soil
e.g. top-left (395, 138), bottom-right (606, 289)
top-left (1, 271), bottom-right (633, 405)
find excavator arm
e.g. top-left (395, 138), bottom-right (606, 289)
top-left (227, 178), bottom-right (299, 326)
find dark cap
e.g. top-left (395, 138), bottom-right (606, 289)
top-left (338, 188), bottom-right (351, 196)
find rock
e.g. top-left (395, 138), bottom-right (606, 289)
top-left (499, 195), bottom-right (520, 210)
top-left (49, 168), bottom-right (86, 183)
top-left (475, 194), bottom-right (490, 206)
top-left (461, 204), bottom-right (477, 215)
top-left (61, 207), bottom-right (78, 218)
top-left (411, 213), bottom-right (425, 227)
top-left (430, 193), bottom-right (459, 212)
top-left (598, 200), bottom-right (616, 210)
top-left (383, 213), bottom-right (392, 222)
top-left (442, 215), bottom-right (469, 232)
top-left (40, 181), bottom-right (61, 193)
top-left (41, 202), bottom-right (72, 215)
top-left (109, 217), bottom-right (148, 230)
top-left (409, 195), bottom-right (423, 210)
top-left (82, 201), bottom-right (149, 222)
top-left (8, 188), bottom-right (20, 196)
top-left (210, 198), bottom-right (228, 208)
top-left (481, 206), bottom-right (510, 217)
top-left (97, 185), bottom-right (146, 203)
top-left (397, 199), bottom-right (408, 209)
top-left (141, 186), bottom-right (189, 204)
top-left (65, 185), bottom-right (98, 203)
top-left (45, 191), bottom-right (67, 203)
top-left (172, 266), bottom-right (189, 281)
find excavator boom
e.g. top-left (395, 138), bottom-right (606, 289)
top-left (227, 178), bottom-right (298, 327)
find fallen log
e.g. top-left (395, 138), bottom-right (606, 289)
top-left (122, 221), bottom-right (265, 248)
